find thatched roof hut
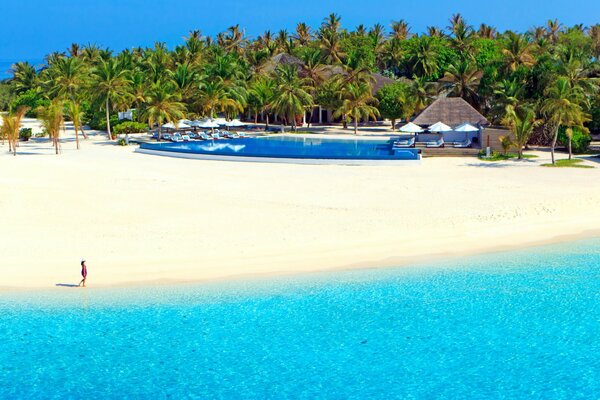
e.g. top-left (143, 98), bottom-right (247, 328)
top-left (412, 97), bottom-right (489, 127)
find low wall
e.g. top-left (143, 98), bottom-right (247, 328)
top-left (481, 127), bottom-right (511, 152)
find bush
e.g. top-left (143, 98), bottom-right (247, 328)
top-left (88, 114), bottom-right (119, 131)
top-left (19, 127), bottom-right (32, 141)
top-left (558, 126), bottom-right (591, 154)
top-left (117, 138), bottom-right (128, 146)
top-left (113, 121), bottom-right (148, 135)
top-left (10, 90), bottom-right (50, 117)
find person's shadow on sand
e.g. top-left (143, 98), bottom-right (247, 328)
top-left (55, 283), bottom-right (80, 288)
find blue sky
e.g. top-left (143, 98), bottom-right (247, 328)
top-left (1, 0), bottom-right (598, 61)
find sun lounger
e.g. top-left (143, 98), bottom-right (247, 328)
top-left (199, 133), bottom-right (211, 140)
top-left (425, 138), bottom-right (444, 148)
top-left (454, 139), bottom-right (472, 148)
top-left (392, 137), bottom-right (415, 148)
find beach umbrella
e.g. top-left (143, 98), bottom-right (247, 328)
top-left (454, 123), bottom-right (480, 141)
top-left (162, 122), bottom-right (176, 129)
top-left (428, 121), bottom-right (452, 132)
top-left (225, 119), bottom-right (246, 127)
top-left (177, 120), bottom-right (191, 129)
top-left (213, 118), bottom-right (228, 126)
top-left (199, 120), bottom-right (220, 129)
top-left (188, 120), bottom-right (203, 127)
top-left (399, 122), bottom-right (425, 133)
top-left (454, 123), bottom-right (479, 132)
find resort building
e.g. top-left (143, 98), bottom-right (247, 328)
top-left (412, 97), bottom-right (489, 145)
top-left (256, 53), bottom-right (394, 125)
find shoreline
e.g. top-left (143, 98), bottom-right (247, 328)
top-left (2, 229), bottom-right (599, 293)
top-left (2, 121), bottom-right (600, 293)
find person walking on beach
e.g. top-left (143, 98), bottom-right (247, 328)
top-left (79, 259), bottom-right (88, 287)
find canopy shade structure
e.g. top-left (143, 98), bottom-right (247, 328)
top-left (163, 121), bottom-right (191, 129)
top-left (187, 120), bottom-right (204, 127)
top-left (213, 118), bottom-right (228, 126)
top-left (225, 119), bottom-right (246, 127)
top-left (454, 123), bottom-right (479, 132)
top-left (199, 119), bottom-right (220, 128)
top-left (428, 121), bottom-right (452, 132)
top-left (399, 122), bottom-right (425, 133)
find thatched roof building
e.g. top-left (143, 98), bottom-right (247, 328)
top-left (259, 53), bottom-right (395, 94)
top-left (413, 97), bottom-right (489, 127)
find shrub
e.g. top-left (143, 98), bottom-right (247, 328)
top-left (117, 138), bottom-right (128, 146)
top-left (19, 127), bottom-right (32, 141)
top-left (88, 114), bottom-right (119, 131)
top-left (558, 126), bottom-right (591, 154)
top-left (10, 90), bottom-right (50, 117)
top-left (498, 135), bottom-right (514, 155)
top-left (113, 121), bottom-right (148, 135)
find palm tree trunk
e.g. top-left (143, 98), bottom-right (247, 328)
top-left (254, 111), bottom-right (258, 124)
top-left (354, 118), bottom-right (358, 135)
top-left (550, 126), bottom-right (559, 165)
top-left (74, 121), bottom-right (80, 150)
top-left (265, 114), bottom-right (270, 130)
top-left (105, 98), bottom-right (112, 140)
top-left (158, 123), bottom-right (162, 141)
top-left (568, 137), bottom-right (572, 160)
top-left (343, 114), bottom-right (347, 129)
top-left (391, 118), bottom-right (396, 131)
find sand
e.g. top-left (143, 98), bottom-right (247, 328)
top-left (1, 119), bottom-right (600, 289)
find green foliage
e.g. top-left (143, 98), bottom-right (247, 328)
top-left (19, 127), bottom-right (32, 141)
top-left (88, 113), bottom-right (119, 130)
top-left (10, 90), bottom-right (49, 117)
top-left (541, 158), bottom-right (593, 168)
top-left (117, 138), bottom-right (128, 146)
top-left (558, 126), bottom-right (591, 153)
top-left (376, 82), bottom-right (410, 123)
top-left (342, 36), bottom-right (377, 71)
top-left (478, 150), bottom-right (538, 161)
top-left (0, 81), bottom-right (16, 111)
top-left (113, 121), bottom-right (148, 135)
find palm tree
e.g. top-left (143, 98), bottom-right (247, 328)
top-left (142, 83), bottom-right (186, 140)
top-left (501, 32), bottom-right (536, 72)
top-left (589, 25), bottom-right (600, 59)
top-left (217, 25), bottom-right (247, 55)
top-left (248, 76), bottom-right (275, 126)
top-left (293, 23), bottom-right (312, 46)
top-left (546, 19), bottom-right (562, 43)
top-left (502, 105), bottom-right (541, 159)
top-left (407, 36), bottom-right (439, 78)
top-left (45, 56), bottom-right (87, 149)
top-left (270, 65), bottom-right (313, 132)
top-left (91, 59), bottom-right (132, 139)
top-left (334, 82), bottom-right (380, 135)
top-left (196, 79), bottom-right (244, 119)
top-left (10, 62), bottom-right (39, 94)
top-left (541, 77), bottom-right (590, 163)
top-left (439, 59), bottom-right (483, 107)
top-left (410, 75), bottom-right (436, 113)
top-left (390, 20), bottom-right (410, 40)
top-left (37, 101), bottom-right (64, 155)
top-left (477, 24), bottom-right (497, 39)
top-left (1, 106), bottom-right (29, 156)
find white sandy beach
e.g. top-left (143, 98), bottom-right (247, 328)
top-left (1, 120), bottom-right (600, 289)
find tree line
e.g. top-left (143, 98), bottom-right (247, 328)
top-left (1, 13), bottom-right (598, 161)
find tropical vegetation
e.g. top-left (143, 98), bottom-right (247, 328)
top-left (0, 14), bottom-right (598, 161)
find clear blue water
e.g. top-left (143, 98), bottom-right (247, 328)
top-left (2, 239), bottom-right (600, 399)
top-left (140, 136), bottom-right (421, 160)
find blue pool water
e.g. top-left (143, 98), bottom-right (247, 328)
top-left (139, 136), bottom-right (421, 161)
top-left (2, 239), bottom-right (600, 399)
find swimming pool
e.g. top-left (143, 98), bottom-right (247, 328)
top-left (137, 136), bottom-right (421, 164)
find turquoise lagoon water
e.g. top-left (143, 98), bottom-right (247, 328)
top-left (1, 239), bottom-right (600, 399)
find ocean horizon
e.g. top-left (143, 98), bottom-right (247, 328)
top-left (2, 238), bottom-right (599, 398)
